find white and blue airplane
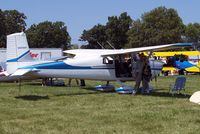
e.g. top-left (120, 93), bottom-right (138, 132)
top-left (0, 32), bottom-right (192, 84)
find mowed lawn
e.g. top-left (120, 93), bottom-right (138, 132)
top-left (0, 75), bottom-right (200, 134)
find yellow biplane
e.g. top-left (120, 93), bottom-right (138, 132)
top-left (153, 51), bottom-right (200, 74)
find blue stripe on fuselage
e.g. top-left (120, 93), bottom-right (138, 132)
top-left (21, 61), bottom-right (93, 69)
top-left (21, 61), bottom-right (163, 71)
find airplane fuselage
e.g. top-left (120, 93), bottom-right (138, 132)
top-left (20, 55), bottom-right (164, 81)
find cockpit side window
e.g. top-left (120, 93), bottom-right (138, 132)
top-left (103, 57), bottom-right (113, 64)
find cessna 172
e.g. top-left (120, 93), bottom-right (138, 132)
top-left (0, 32), bottom-right (192, 83)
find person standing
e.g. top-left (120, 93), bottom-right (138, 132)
top-left (80, 79), bottom-right (86, 87)
top-left (141, 57), bottom-right (152, 94)
top-left (133, 53), bottom-right (145, 94)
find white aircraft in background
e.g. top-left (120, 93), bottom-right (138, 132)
top-left (0, 32), bottom-right (192, 85)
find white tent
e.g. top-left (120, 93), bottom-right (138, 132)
top-left (189, 91), bottom-right (200, 105)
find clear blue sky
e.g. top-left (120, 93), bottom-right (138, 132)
top-left (0, 0), bottom-right (200, 45)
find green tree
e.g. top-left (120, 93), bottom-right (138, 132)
top-left (0, 9), bottom-right (6, 47)
top-left (4, 10), bottom-right (27, 34)
top-left (0, 9), bottom-right (26, 47)
top-left (106, 12), bottom-right (132, 49)
top-left (80, 24), bottom-right (107, 49)
top-left (126, 19), bottom-right (144, 48)
top-left (69, 44), bottom-right (79, 49)
top-left (80, 12), bottom-right (132, 49)
top-left (127, 6), bottom-right (184, 48)
top-left (26, 21), bottom-right (71, 49)
top-left (185, 23), bottom-right (200, 43)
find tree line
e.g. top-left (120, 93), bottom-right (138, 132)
top-left (0, 9), bottom-right (71, 49)
top-left (0, 7), bottom-right (200, 49)
top-left (81, 6), bottom-right (200, 49)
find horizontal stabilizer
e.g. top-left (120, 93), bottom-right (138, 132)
top-left (0, 71), bottom-right (9, 76)
top-left (11, 68), bottom-right (37, 76)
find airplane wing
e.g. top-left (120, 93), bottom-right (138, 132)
top-left (11, 68), bottom-right (38, 76)
top-left (100, 43), bottom-right (192, 57)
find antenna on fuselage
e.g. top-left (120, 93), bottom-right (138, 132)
top-left (97, 41), bottom-right (105, 49)
top-left (106, 41), bottom-right (115, 49)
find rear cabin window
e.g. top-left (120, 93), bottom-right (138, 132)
top-left (0, 66), bottom-right (3, 72)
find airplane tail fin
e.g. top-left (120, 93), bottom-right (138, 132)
top-left (6, 32), bottom-right (33, 74)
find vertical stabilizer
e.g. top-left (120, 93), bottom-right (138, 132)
top-left (6, 32), bottom-right (33, 74)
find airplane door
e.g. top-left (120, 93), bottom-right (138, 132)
top-left (114, 54), bottom-right (133, 78)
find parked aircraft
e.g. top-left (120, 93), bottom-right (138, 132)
top-left (0, 32), bottom-right (192, 84)
top-left (153, 51), bottom-right (200, 73)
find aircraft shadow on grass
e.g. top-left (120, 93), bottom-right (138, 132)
top-left (39, 87), bottom-right (191, 98)
top-left (54, 86), bottom-right (114, 97)
top-left (143, 89), bottom-right (191, 98)
top-left (14, 86), bottom-right (190, 100)
top-left (55, 92), bottom-right (101, 97)
top-left (25, 83), bottom-right (43, 86)
top-left (15, 95), bottom-right (49, 101)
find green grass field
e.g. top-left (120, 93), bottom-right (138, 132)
top-left (0, 75), bottom-right (200, 134)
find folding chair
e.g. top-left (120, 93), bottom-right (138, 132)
top-left (169, 77), bottom-right (186, 96)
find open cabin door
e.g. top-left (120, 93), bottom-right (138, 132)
top-left (115, 53), bottom-right (137, 78)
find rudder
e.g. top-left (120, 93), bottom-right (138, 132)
top-left (6, 32), bottom-right (33, 74)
